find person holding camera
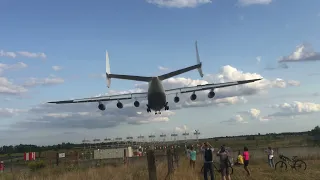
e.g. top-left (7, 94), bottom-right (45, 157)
top-left (201, 142), bottom-right (215, 180)
top-left (217, 145), bottom-right (232, 180)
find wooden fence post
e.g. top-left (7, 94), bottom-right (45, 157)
top-left (166, 149), bottom-right (174, 178)
top-left (123, 148), bottom-right (127, 166)
top-left (56, 152), bottom-right (59, 166)
top-left (147, 149), bottom-right (157, 180)
top-left (173, 148), bottom-right (179, 168)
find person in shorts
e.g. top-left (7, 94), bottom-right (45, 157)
top-left (189, 146), bottom-right (196, 169)
top-left (217, 146), bottom-right (231, 180)
top-left (243, 146), bottom-right (251, 176)
top-left (265, 146), bottom-right (274, 168)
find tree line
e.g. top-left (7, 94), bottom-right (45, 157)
top-left (1, 126), bottom-right (319, 155)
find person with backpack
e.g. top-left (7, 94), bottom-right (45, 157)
top-left (201, 142), bottom-right (215, 180)
top-left (217, 146), bottom-right (232, 180)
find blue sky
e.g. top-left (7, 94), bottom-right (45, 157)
top-left (1, 0), bottom-right (320, 145)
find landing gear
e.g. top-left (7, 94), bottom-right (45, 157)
top-left (164, 102), bottom-right (169, 111)
top-left (155, 111), bottom-right (161, 115)
top-left (147, 104), bottom-right (151, 113)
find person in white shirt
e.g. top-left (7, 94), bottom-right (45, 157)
top-left (265, 147), bottom-right (274, 168)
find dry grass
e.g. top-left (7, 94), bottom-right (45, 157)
top-left (1, 158), bottom-right (320, 180)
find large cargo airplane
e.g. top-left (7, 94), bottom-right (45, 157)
top-left (48, 42), bottom-right (262, 114)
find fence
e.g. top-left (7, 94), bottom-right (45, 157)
top-left (1, 145), bottom-right (320, 179)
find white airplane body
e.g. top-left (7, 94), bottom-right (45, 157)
top-left (48, 42), bottom-right (262, 114)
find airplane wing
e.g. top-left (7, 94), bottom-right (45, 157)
top-left (47, 92), bottom-right (147, 104)
top-left (165, 78), bottom-right (262, 95)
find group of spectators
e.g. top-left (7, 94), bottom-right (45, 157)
top-left (186, 142), bottom-right (275, 180)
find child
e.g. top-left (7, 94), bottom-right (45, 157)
top-left (189, 146), bottom-right (196, 169)
top-left (265, 147), bottom-right (274, 168)
top-left (243, 146), bottom-right (251, 176)
top-left (235, 150), bottom-right (244, 165)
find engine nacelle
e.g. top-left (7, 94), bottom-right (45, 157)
top-left (134, 101), bottom-right (140, 107)
top-left (174, 96), bottom-right (180, 103)
top-left (117, 102), bottom-right (123, 109)
top-left (208, 91), bottom-right (215, 98)
top-left (190, 93), bottom-right (197, 101)
top-left (98, 103), bottom-right (106, 111)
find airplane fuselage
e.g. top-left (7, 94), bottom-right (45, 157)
top-left (147, 77), bottom-right (167, 111)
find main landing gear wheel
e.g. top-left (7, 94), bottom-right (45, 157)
top-left (164, 106), bottom-right (169, 110)
top-left (147, 108), bottom-right (151, 113)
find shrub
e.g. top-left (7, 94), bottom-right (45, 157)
top-left (28, 160), bottom-right (46, 171)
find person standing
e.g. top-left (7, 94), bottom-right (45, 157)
top-left (265, 147), bottom-right (274, 168)
top-left (189, 146), bottom-right (197, 169)
top-left (217, 146), bottom-right (231, 180)
top-left (201, 142), bottom-right (214, 180)
top-left (243, 146), bottom-right (251, 176)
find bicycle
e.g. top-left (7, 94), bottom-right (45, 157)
top-left (275, 154), bottom-right (307, 171)
top-left (200, 161), bottom-right (234, 177)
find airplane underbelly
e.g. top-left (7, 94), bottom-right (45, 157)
top-left (148, 92), bottom-right (166, 111)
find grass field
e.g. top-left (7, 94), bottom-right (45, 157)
top-left (1, 157), bottom-right (319, 180)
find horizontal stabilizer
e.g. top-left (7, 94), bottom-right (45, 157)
top-left (105, 50), bottom-right (151, 88)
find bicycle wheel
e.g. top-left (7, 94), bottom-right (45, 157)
top-left (294, 160), bottom-right (307, 171)
top-left (275, 161), bottom-right (287, 171)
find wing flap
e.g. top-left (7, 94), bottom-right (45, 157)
top-left (48, 92), bottom-right (147, 104)
top-left (165, 78), bottom-right (262, 95)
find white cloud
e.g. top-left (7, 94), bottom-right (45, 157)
top-left (0, 50), bottom-right (46, 59)
top-left (224, 108), bottom-right (270, 124)
top-left (146, 0), bottom-right (212, 8)
top-left (23, 77), bottom-right (64, 87)
top-left (17, 51), bottom-right (47, 59)
top-left (175, 125), bottom-right (188, 132)
top-left (52, 66), bottom-right (63, 71)
top-left (11, 65), bottom-right (299, 130)
top-left (278, 44), bottom-right (320, 63)
top-left (0, 50), bottom-right (16, 58)
top-left (287, 80), bottom-right (300, 86)
top-left (158, 66), bottom-right (169, 71)
top-left (0, 108), bottom-right (26, 117)
top-left (222, 114), bottom-right (248, 124)
top-left (268, 101), bottom-right (320, 118)
top-left (256, 56), bottom-right (261, 64)
top-left (0, 77), bottom-right (28, 95)
top-left (0, 62), bottom-right (27, 74)
top-left (238, 0), bottom-right (272, 6)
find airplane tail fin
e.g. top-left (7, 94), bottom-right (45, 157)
top-left (158, 41), bottom-right (204, 80)
top-left (105, 51), bottom-right (151, 88)
top-left (106, 51), bottom-right (111, 88)
top-left (195, 41), bottom-right (204, 78)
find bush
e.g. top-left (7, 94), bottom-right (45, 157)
top-left (28, 160), bottom-right (46, 171)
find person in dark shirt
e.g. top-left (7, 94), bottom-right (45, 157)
top-left (201, 142), bottom-right (214, 180)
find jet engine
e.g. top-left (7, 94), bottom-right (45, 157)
top-left (208, 91), bottom-right (215, 98)
top-left (98, 103), bottom-right (106, 111)
top-left (134, 100), bottom-right (140, 107)
top-left (117, 102), bottom-right (123, 109)
top-left (190, 93), bottom-right (197, 101)
top-left (174, 96), bottom-right (180, 103)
